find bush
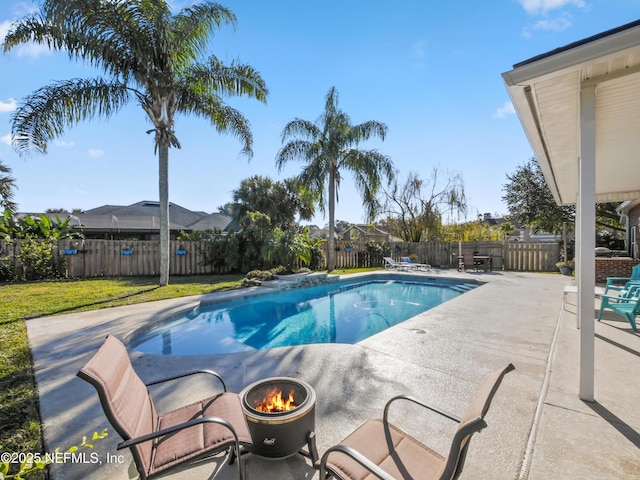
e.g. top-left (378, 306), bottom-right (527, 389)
top-left (245, 270), bottom-right (275, 281)
top-left (18, 239), bottom-right (65, 280)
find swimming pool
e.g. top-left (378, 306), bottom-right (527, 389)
top-left (129, 275), bottom-right (479, 355)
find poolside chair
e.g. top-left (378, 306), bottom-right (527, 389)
top-left (77, 335), bottom-right (252, 480)
top-left (319, 363), bottom-right (515, 480)
top-left (604, 264), bottom-right (640, 294)
top-left (597, 286), bottom-right (640, 332)
top-left (462, 253), bottom-right (477, 272)
top-left (401, 256), bottom-right (432, 271)
top-left (383, 257), bottom-right (411, 270)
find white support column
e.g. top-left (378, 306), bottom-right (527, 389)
top-left (578, 84), bottom-right (596, 402)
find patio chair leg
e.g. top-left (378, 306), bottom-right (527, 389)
top-left (307, 431), bottom-right (319, 465)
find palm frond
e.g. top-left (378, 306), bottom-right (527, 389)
top-left (11, 78), bottom-right (132, 157)
top-left (280, 119), bottom-right (321, 143)
top-left (275, 140), bottom-right (319, 171)
top-left (348, 120), bottom-right (388, 144)
top-left (183, 56), bottom-right (268, 102)
top-left (177, 90), bottom-right (253, 156)
top-left (172, 2), bottom-right (236, 60)
top-left (343, 149), bottom-right (395, 220)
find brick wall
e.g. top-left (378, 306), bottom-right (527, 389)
top-left (595, 257), bottom-right (640, 283)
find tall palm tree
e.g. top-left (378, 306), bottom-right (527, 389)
top-left (3, 0), bottom-right (268, 285)
top-left (276, 86), bottom-right (394, 271)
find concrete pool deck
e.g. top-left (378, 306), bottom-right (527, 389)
top-left (25, 270), bottom-right (640, 479)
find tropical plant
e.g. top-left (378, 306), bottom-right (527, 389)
top-left (261, 227), bottom-right (312, 271)
top-left (0, 212), bottom-right (82, 240)
top-left (3, 0), bottom-right (268, 286)
top-left (0, 160), bottom-right (17, 213)
top-left (276, 86), bottom-right (395, 271)
top-left (232, 175), bottom-right (315, 229)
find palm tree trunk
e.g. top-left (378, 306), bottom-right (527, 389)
top-left (328, 168), bottom-right (336, 271)
top-left (158, 143), bottom-right (170, 286)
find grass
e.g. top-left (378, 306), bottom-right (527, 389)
top-left (0, 274), bottom-right (244, 478)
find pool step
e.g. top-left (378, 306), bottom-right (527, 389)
top-left (450, 283), bottom-right (478, 292)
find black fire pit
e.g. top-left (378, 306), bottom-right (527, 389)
top-left (240, 377), bottom-right (318, 463)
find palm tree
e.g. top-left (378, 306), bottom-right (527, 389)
top-left (0, 160), bottom-right (17, 213)
top-left (276, 86), bottom-right (394, 271)
top-left (3, 0), bottom-right (268, 285)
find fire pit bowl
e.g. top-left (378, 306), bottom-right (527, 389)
top-left (240, 377), bottom-right (318, 462)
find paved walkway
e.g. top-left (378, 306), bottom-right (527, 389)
top-left (24, 271), bottom-right (640, 479)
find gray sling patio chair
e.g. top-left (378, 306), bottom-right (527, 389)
top-left (319, 363), bottom-right (515, 480)
top-left (77, 334), bottom-right (252, 480)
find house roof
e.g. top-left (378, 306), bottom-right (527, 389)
top-left (23, 201), bottom-right (237, 233)
top-left (187, 213), bottom-right (239, 232)
top-left (84, 200), bottom-right (206, 228)
top-left (502, 18), bottom-right (640, 402)
top-left (502, 19), bottom-right (640, 206)
top-left (73, 214), bottom-right (186, 232)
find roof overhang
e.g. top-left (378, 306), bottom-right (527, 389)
top-left (502, 19), bottom-right (640, 206)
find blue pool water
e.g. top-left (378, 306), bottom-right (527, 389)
top-left (129, 276), bottom-right (478, 355)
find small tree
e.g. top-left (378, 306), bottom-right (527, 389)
top-left (382, 168), bottom-right (467, 242)
top-left (502, 158), bottom-right (574, 235)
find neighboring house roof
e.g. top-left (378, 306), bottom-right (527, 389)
top-left (343, 224), bottom-right (404, 242)
top-left (84, 200), bottom-right (207, 227)
top-left (187, 213), bottom-right (240, 232)
top-left (21, 201), bottom-right (238, 235)
top-left (73, 214), bottom-right (186, 232)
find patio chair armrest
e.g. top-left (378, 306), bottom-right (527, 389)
top-left (117, 416), bottom-right (239, 450)
top-left (383, 394), bottom-right (461, 426)
top-left (600, 293), bottom-right (635, 303)
top-left (145, 369), bottom-right (227, 392)
top-left (319, 445), bottom-right (396, 480)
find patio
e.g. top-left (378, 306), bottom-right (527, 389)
top-left (24, 270), bottom-right (640, 479)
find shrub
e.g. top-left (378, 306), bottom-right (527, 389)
top-left (18, 239), bottom-right (65, 280)
top-left (245, 270), bottom-right (274, 281)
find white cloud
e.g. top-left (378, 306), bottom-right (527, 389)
top-left (532, 14), bottom-right (572, 32)
top-left (54, 140), bottom-right (75, 148)
top-left (518, 0), bottom-right (585, 15)
top-left (0, 134), bottom-right (12, 146)
top-left (88, 149), bottom-right (105, 157)
top-left (493, 102), bottom-right (515, 119)
top-left (0, 98), bottom-right (17, 113)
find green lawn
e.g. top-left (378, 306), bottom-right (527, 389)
top-left (0, 274), bottom-right (244, 477)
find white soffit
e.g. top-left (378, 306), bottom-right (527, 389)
top-left (502, 20), bottom-right (640, 206)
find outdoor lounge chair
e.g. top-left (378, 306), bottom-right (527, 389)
top-left (383, 257), bottom-right (411, 270)
top-left (77, 335), bottom-right (252, 480)
top-left (597, 287), bottom-right (640, 332)
top-left (319, 363), bottom-right (515, 480)
top-left (604, 264), bottom-right (640, 294)
top-left (462, 253), bottom-right (477, 272)
top-left (401, 256), bottom-right (432, 271)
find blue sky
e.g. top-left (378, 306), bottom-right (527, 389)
top-left (0, 0), bottom-right (638, 226)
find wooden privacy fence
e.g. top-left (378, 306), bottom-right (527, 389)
top-left (0, 239), bottom-right (216, 277)
top-left (0, 238), bottom-right (561, 278)
top-left (332, 241), bottom-right (560, 272)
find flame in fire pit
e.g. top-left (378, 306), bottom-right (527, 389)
top-left (254, 387), bottom-right (297, 412)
